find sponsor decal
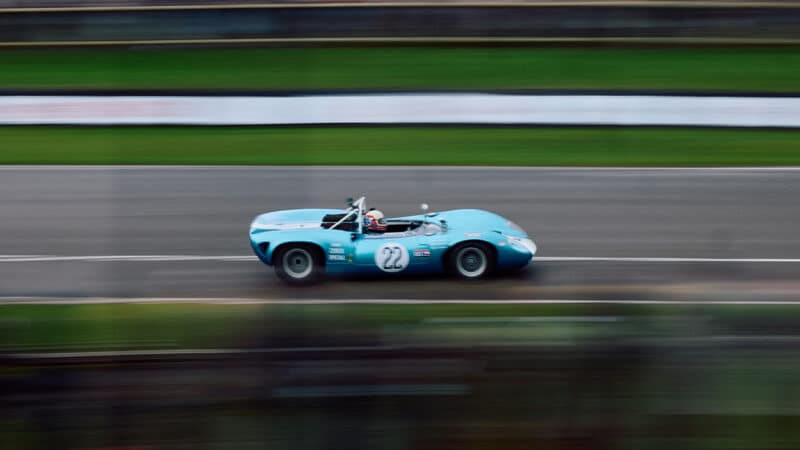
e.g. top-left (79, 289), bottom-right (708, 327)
top-left (465, 233), bottom-right (481, 238)
top-left (330, 243), bottom-right (342, 247)
top-left (414, 249), bottom-right (431, 258)
top-left (328, 246), bottom-right (347, 261)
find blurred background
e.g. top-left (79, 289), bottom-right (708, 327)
top-left (2, 1), bottom-right (800, 449)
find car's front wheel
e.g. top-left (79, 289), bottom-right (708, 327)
top-left (448, 242), bottom-right (494, 280)
top-left (274, 244), bottom-right (324, 285)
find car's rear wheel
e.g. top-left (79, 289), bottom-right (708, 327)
top-left (274, 244), bottom-right (324, 285)
top-left (448, 242), bottom-right (494, 280)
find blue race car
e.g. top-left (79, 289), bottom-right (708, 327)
top-left (249, 196), bottom-right (537, 285)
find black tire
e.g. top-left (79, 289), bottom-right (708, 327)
top-left (274, 244), bottom-right (325, 286)
top-left (447, 242), bottom-right (495, 280)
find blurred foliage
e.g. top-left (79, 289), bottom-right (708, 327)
top-left (2, 126), bottom-right (800, 166)
top-left (2, 46), bottom-right (800, 91)
top-left (4, 302), bottom-right (800, 449)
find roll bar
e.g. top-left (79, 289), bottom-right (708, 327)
top-left (330, 196), bottom-right (365, 233)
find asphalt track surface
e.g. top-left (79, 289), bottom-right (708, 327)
top-left (2, 166), bottom-right (800, 301)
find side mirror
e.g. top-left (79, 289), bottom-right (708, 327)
top-left (351, 232), bottom-right (359, 241)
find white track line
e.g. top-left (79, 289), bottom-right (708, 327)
top-left (2, 254), bottom-right (800, 263)
top-left (535, 256), bottom-right (800, 263)
top-left (2, 297), bottom-right (800, 306)
top-left (0, 255), bottom-right (253, 262)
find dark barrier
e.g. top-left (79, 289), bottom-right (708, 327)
top-left (2, 5), bottom-right (800, 43)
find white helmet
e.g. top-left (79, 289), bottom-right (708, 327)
top-left (365, 210), bottom-right (387, 232)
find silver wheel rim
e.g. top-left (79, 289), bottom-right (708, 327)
top-left (456, 247), bottom-right (487, 278)
top-left (283, 248), bottom-right (313, 279)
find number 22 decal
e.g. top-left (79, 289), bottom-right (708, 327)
top-left (375, 243), bottom-right (409, 273)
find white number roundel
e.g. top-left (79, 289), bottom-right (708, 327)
top-left (375, 243), bottom-right (410, 273)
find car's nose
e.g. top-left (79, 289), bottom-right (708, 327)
top-left (519, 238), bottom-right (537, 258)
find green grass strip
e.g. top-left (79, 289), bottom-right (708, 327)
top-left (2, 47), bottom-right (800, 91)
top-left (0, 303), bottom-right (609, 353)
top-left (1, 302), bottom-right (798, 353)
top-left (2, 126), bottom-right (800, 166)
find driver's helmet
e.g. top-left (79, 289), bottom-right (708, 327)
top-left (364, 209), bottom-right (387, 232)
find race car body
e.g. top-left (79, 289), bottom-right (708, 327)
top-left (249, 197), bottom-right (536, 285)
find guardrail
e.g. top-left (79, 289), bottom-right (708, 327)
top-left (4, 1), bottom-right (800, 11)
top-left (3, 93), bottom-right (800, 127)
top-left (2, 4), bottom-right (800, 46)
